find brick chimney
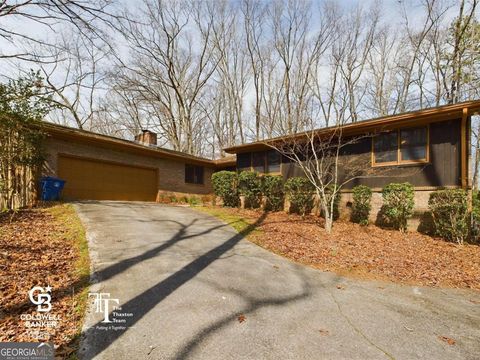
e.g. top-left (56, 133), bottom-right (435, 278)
top-left (135, 130), bottom-right (157, 146)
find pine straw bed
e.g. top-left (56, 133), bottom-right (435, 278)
top-left (200, 207), bottom-right (480, 290)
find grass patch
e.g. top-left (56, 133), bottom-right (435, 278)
top-left (196, 206), bottom-right (262, 237)
top-left (47, 204), bottom-right (90, 358)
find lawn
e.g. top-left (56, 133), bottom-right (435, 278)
top-left (0, 203), bottom-right (90, 358)
top-left (198, 206), bottom-right (480, 290)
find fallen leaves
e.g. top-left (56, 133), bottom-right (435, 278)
top-left (318, 329), bottom-right (329, 336)
top-left (206, 207), bottom-right (480, 290)
top-left (0, 205), bottom-right (88, 356)
top-left (336, 285), bottom-right (346, 290)
top-left (237, 314), bottom-right (246, 323)
top-left (438, 335), bottom-right (456, 345)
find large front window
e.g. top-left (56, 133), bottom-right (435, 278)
top-left (236, 151), bottom-right (282, 174)
top-left (373, 126), bottom-right (428, 166)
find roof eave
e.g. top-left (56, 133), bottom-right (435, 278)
top-left (224, 100), bottom-right (480, 154)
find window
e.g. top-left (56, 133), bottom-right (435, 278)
top-left (237, 153), bottom-right (251, 172)
top-left (372, 126), bottom-right (428, 166)
top-left (266, 150), bottom-right (281, 173)
top-left (185, 164), bottom-right (204, 184)
top-left (373, 132), bottom-right (398, 164)
top-left (236, 150), bottom-right (282, 174)
top-left (400, 127), bottom-right (428, 161)
top-left (252, 152), bottom-right (266, 173)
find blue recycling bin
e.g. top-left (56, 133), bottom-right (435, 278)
top-left (40, 177), bottom-right (66, 201)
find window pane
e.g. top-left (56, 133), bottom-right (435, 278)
top-left (374, 132), bottom-right (398, 163)
top-left (185, 164), bottom-right (194, 183)
top-left (252, 152), bottom-right (266, 173)
top-left (195, 166), bottom-right (204, 184)
top-left (400, 127), bottom-right (427, 161)
top-left (237, 153), bottom-right (251, 172)
top-left (267, 150), bottom-right (281, 173)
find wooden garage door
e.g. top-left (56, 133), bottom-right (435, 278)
top-left (58, 155), bottom-right (157, 201)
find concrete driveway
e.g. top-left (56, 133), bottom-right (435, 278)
top-left (75, 201), bottom-right (480, 360)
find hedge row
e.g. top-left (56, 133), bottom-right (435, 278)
top-left (212, 171), bottom-right (314, 214)
top-left (212, 171), bottom-right (472, 243)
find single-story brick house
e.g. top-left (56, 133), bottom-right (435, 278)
top-left (223, 100), bottom-right (480, 226)
top-left (41, 123), bottom-right (235, 201)
top-left (39, 100), bottom-right (479, 223)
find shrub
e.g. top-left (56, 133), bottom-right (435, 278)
top-left (284, 177), bottom-right (314, 216)
top-left (472, 191), bottom-right (480, 243)
top-left (262, 175), bottom-right (284, 211)
top-left (381, 182), bottom-right (414, 231)
top-left (428, 189), bottom-right (469, 244)
top-left (351, 185), bottom-right (372, 225)
top-left (238, 171), bottom-right (262, 208)
top-left (211, 171), bottom-right (239, 207)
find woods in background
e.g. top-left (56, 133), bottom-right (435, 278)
top-left (1, 0), bottom-right (479, 166)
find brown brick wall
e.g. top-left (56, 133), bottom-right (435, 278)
top-left (44, 137), bottom-right (214, 196)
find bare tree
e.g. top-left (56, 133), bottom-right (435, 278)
top-left (27, 32), bottom-right (111, 130)
top-left (241, 0), bottom-right (267, 140)
top-left (443, 0), bottom-right (478, 103)
top-left (0, 0), bottom-right (118, 62)
top-left (270, 126), bottom-right (370, 233)
top-left (207, 0), bottom-right (249, 148)
top-left (116, 0), bottom-right (218, 155)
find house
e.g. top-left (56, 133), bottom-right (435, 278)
top-left (41, 123), bottom-right (235, 201)
top-left (223, 100), bottom-right (480, 225)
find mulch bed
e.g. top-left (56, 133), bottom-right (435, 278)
top-left (0, 205), bottom-right (88, 358)
top-left (213, 207), bottom-right (480, 290)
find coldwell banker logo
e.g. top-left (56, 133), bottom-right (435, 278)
top-left (20, 286), bottom-right (60, 341)
top-left (28, 287), bottom-right (52, 313)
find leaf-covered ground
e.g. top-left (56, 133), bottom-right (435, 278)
top-left (0, 204), bottom-right (89, 359)
top-left (199, 206), bottom-right (480, 290)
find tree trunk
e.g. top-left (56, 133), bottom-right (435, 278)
top-left (324, 215), bottom-right (333, 234)
top-left (323, 204), bottom-right (333, 233)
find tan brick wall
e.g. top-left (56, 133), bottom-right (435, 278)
top-left (339, 189), bottom-right (436, 231)
top-left (44, 137), bottom-right (214, 196)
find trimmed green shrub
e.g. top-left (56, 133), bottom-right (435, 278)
top-left (381, 182), bottom-right (414, 231)
top-left (428, 189), bottom-right (469, 244)
top-left (351, 185), bottom-right (372, 225)
top-left (262, 175), bottom-right (284, 211)
top-left (211, 171), bottom-right (239, 207)
top-left (284, 177), bottom-right (314, 216)
top-left (238, 171), bottom-right (262, 208)
top-left (472, 191), bottom-right (480, 243)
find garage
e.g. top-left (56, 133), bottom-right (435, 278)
top-left (57, 155), bottom-right (158, 201)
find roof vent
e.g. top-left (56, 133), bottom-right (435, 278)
top-left (135, 130), bottom-right (157, 146)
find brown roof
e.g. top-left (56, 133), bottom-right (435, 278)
top-left (40, 122), bottom-right (226, 167)
top-left (224, 100), bottom-right (480, 154)
top-left (213, 155), bottom-right (237, 166)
